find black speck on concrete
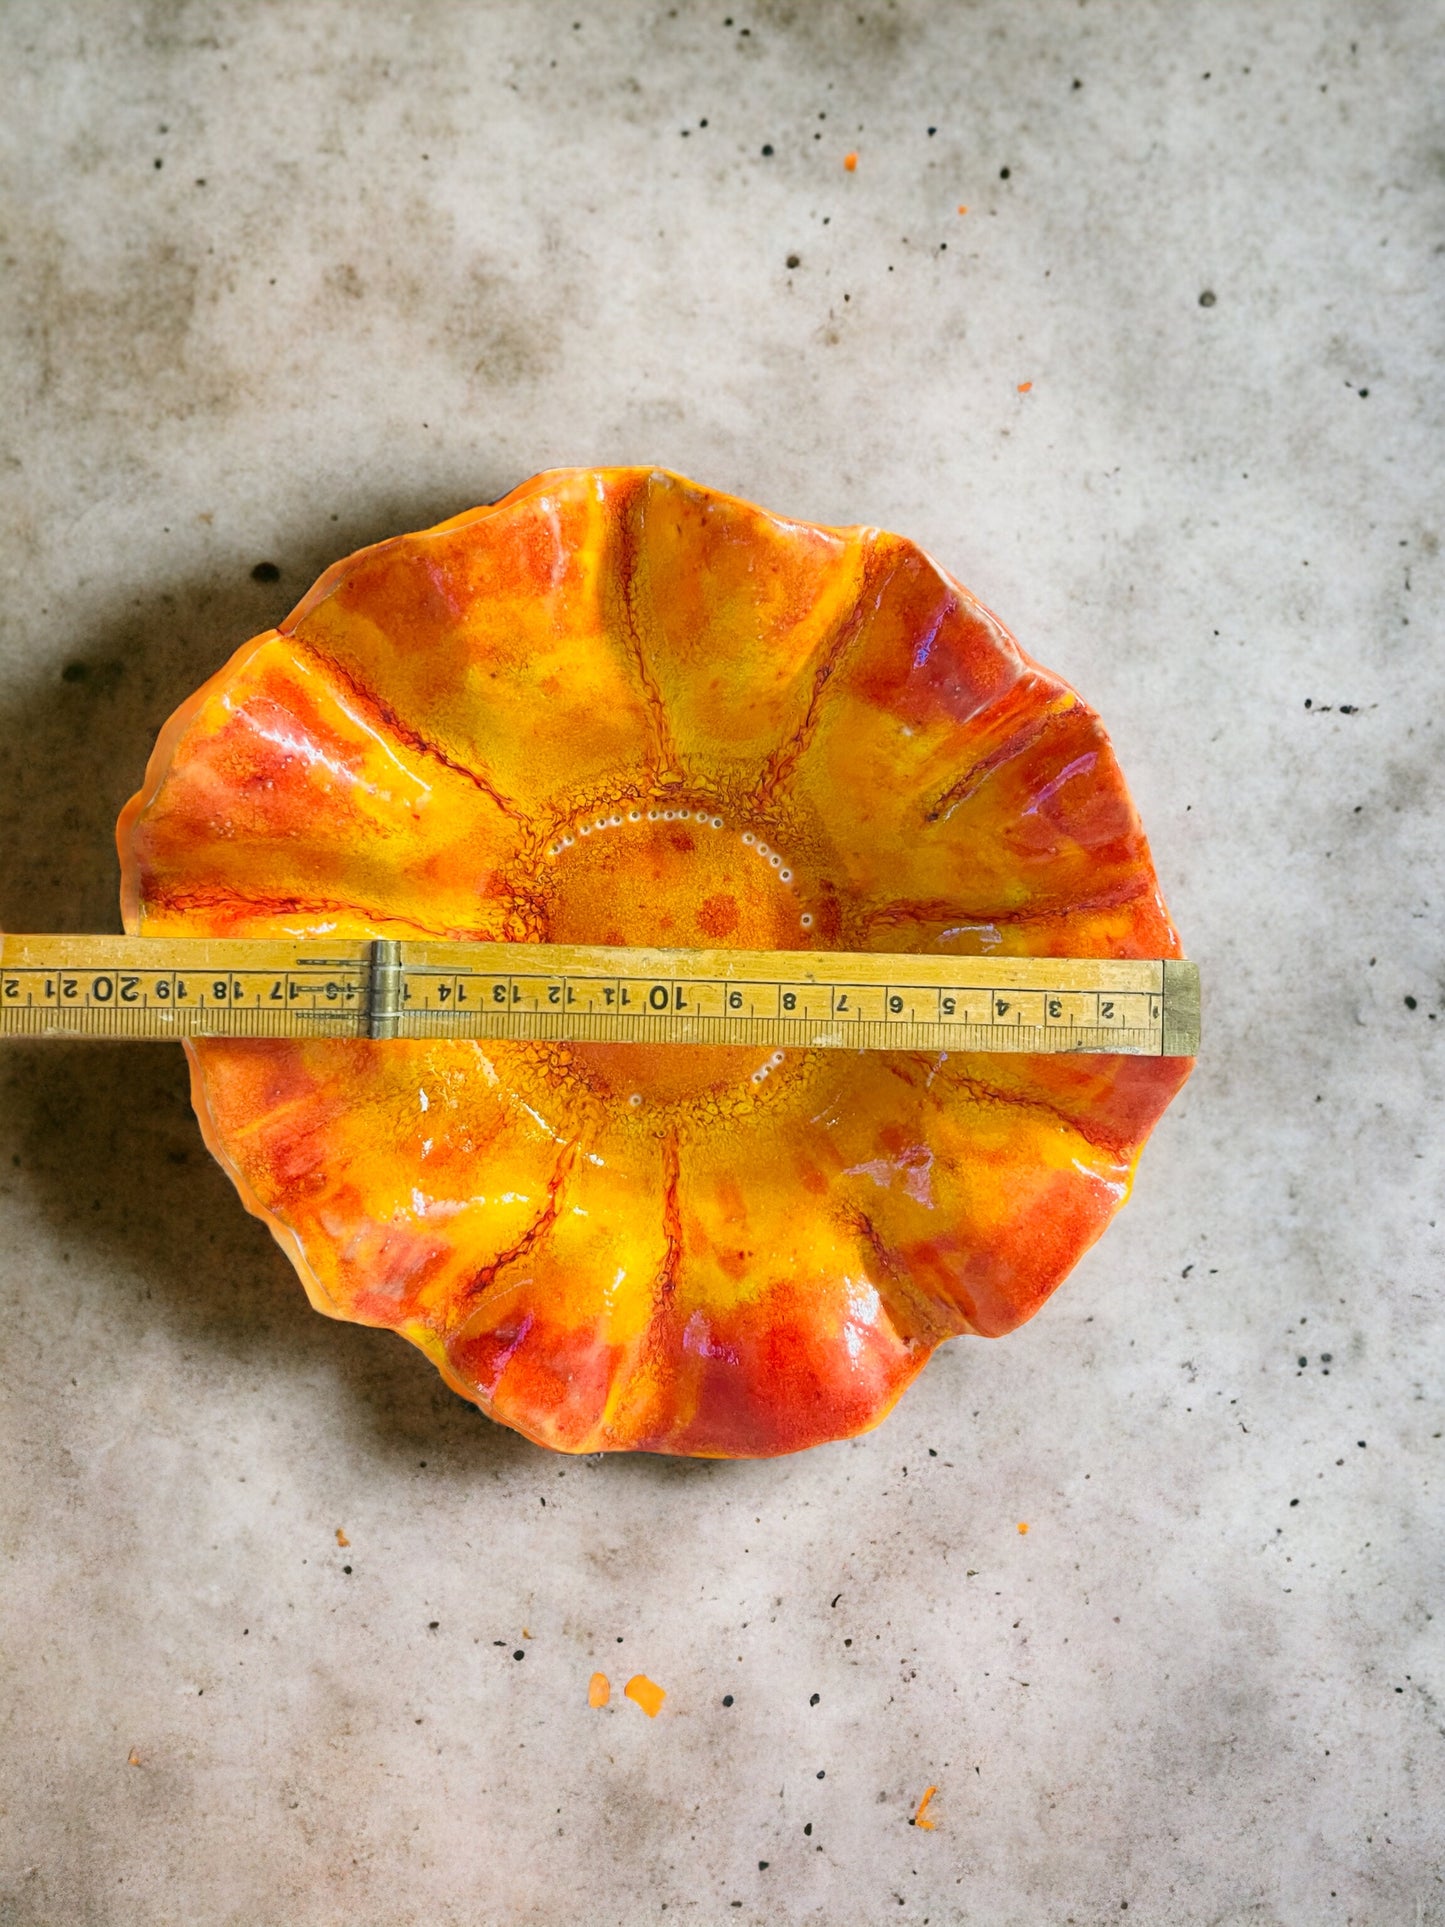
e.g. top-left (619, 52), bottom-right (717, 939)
top-left (761, 143), bottom-right (773, 156)
top-left (722, 1694), bottom-right (734, 1706)
top-left (513, 1649), bottom-right (525, 1660)
top-left (810, 1692), bottom-right (820, 1705)
top-left (251, 561), bottom-right (281, 583)
top-left (1405, 995), bottom-right (1418, 1009)
top-left (1199, 290), bottom-right (1216, 307)
top-left (786, 253), bottom-right (800, 268)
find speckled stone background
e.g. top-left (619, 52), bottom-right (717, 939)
top-left (0, 3), bottom-right (1441, 1923)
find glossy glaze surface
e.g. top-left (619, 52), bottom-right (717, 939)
top-left (117, 467), bottom-right (1191, 1456)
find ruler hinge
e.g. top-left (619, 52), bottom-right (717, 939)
top-left (366, 939), bottom-right (403, 1040)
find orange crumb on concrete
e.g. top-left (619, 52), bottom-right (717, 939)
top-left (843, 151), bottom-right (858, 171)
top-left (913, 1784), bottom-right (939, 1829)
top-left (1016, 382), bottom-right (1033, 394)
top-left (588, 1672), bottom-right (611, 1708)
top-left (624, 1674), bottom-right (667, 1718)
top-left (335, 1528), bottom-right (349, 1547)
top-left (1017, 1520), bottom-right (1030, 1533)
top-left (522, 1628), bottom-right (532, 1638)
top-left (126, 1748), bottom-right (142, 1767)
top-left (957, 204), bottom-right (968, 214)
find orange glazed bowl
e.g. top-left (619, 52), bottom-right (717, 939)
top-left (117, 468), bottom-right (1192, 1457)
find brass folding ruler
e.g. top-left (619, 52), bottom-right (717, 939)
top-left (0, 936), bottom-right (1200, 1055)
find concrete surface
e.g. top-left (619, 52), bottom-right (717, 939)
top-left (1, 3), bottom-right (1441, 1922)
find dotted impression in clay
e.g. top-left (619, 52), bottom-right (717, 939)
top-left (116, 466), bottom-right (1192, 1458)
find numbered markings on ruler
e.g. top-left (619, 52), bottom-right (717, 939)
top-left (507, 977), bottom-right (559, 1013)
top-left (404, 975), bottom-right (743, 1017)
top-left (937, 989), bottom-right (994, 1025)
top-left (1041, 990), bottom-right (1096, 1029)
top-left (1, 969), bottom-right (154, 1006)
top-left (776, 984), bottom-right (835, 1020)
top-left (0, 968), bottom-right (360, 1009)
top-left (652, 980), bottom-right (727, 1016)
top-left (831, 986), bottom-right (987, 1024)
top-left (559, 976), bottom-right (712, 1015)
top-left (885, 987), bottom-right (947, 1023)
top-left (809, 985), bottom-right (1163, 1031)
top-left (716, 982), bottom-right (780, 1019)
top-left (559, 978), bottom-right (614, 1014)
top-left (1092, 992), bottom-right (1157, 1029)
top-left (985, 989), bottom-right (1043, 1026)
top-left (408, 974), bottom-right (513, 1011)
top-left (613, 979), bottom-right (745, 1017)
top-left (831, 985), bottom-right (886, 1022)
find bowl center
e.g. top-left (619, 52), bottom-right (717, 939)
top-left (534, 802), bottom-right (813, 1110)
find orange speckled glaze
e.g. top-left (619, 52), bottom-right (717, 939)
top-left (117, 468), bottom-right (1192, 1457)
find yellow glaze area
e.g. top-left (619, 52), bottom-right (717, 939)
top-left (117, 467), bottom-right (1192, 1457)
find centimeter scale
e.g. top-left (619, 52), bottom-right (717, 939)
top-left (0, 936), bottom-right (1200, 1057)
